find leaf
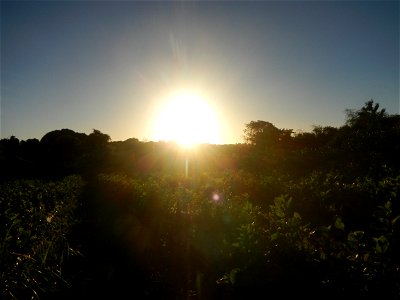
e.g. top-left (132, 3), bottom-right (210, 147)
top-left (384, 201), bottom-right (391, 210)
top-left (373, 235), bottom-right (389, 254)
top-left (229, 268), bottom-right (241, 285)
top-left (334, 217), bottom-right (345, 230)
top-left (392, 215), bottom-right (400, 226)
top-left (348, 230), bottom-right (364, 241)
top-left (232, 242), bottom-right (240, 248)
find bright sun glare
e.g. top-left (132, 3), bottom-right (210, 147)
top-left (153, 90), bottom-right (221, 147)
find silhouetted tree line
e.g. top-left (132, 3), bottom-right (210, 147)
top-left (1, 100), bottom-right (399, 182)
top-left (0, 129), bottom-right (111, 181)
top-left (241, 100), bottom-right (400, 178)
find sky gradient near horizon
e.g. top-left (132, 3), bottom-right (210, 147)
top-left (1, 1), bottom-right (399, 143)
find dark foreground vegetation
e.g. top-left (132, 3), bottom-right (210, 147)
top-left (1, 100), bottom-right (399, 299)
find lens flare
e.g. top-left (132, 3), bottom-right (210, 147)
top-left (212, 192), bottom-right (220, 202)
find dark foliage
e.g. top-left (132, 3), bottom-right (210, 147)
top-left (1, 100), bottom-right (399, 299)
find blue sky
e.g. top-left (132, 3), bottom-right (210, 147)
top-left (1, 1), bottom-right (399, 143)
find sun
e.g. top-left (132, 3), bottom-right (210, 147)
top-left (152, 90), bottom-right (221, 147)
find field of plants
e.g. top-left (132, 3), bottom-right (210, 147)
top-left (1, 101), bottom-right (399, 299)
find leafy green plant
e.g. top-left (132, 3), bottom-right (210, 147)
top-left (0, 175), bottom-right (85, 299)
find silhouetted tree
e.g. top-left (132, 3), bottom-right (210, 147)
top-left (244, 120), bottom-right (278, 147)
top-left (39, 129), bottom-right (88, 176)
top-left (87, 129), bottom-right (111, 150)
top-left (0, 136), bottom-right (21, 180)
top-left (345, 99), bottom-right (387, 129)
top-left (41, 129), bottom-right (86, 160)
top-left (0, 136), bottom-right (20, 157)
top-left (243, 120), bottom-right (293, 149)
top-left (332, 100), bottom-right (400, 175)
top-left (82, 129), bottom-right (111, 176)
